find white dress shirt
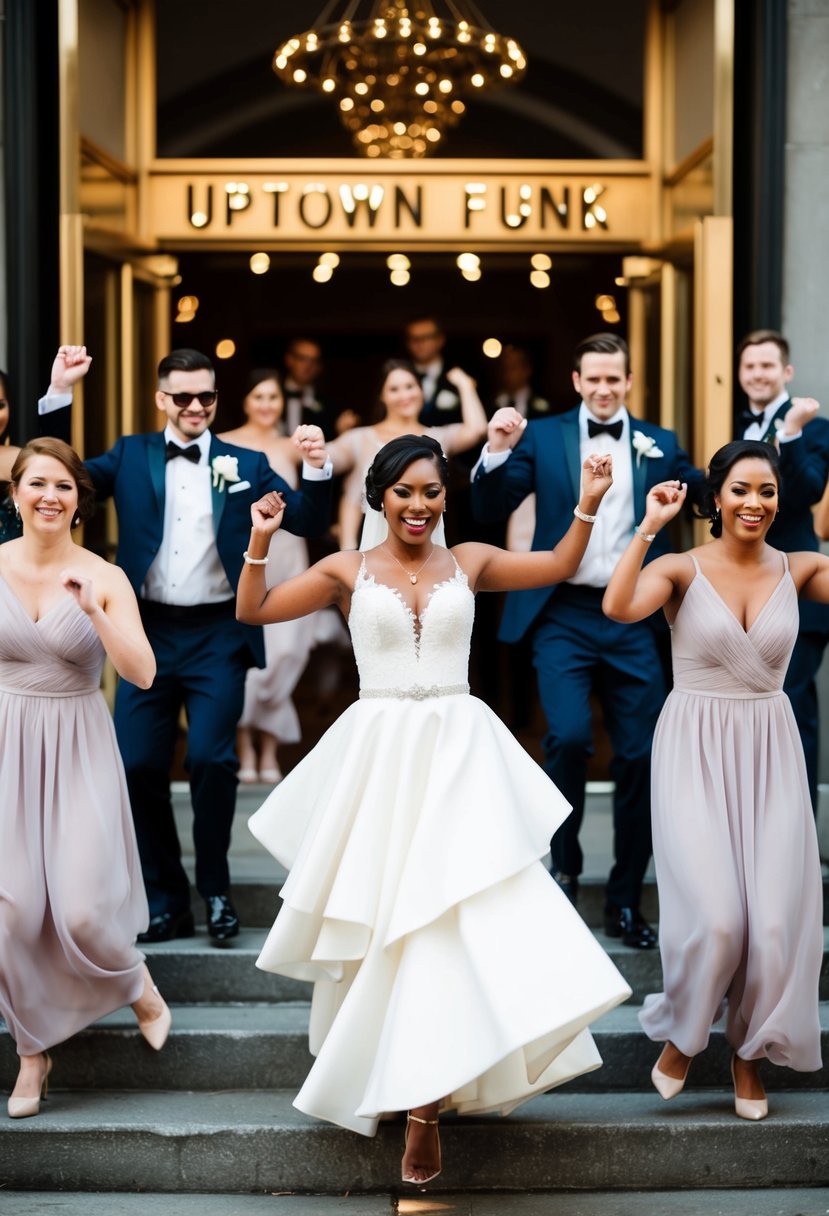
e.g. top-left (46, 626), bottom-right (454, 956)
top-left (741, 390), bottom-right (790, 441)
top-left (495, 387), bottom-right (532, 417)
top-left (568, 404), bottom-right (634, 588)
top-left (415, 358), bottom-right (443, 405)
top-left (141, 427), bottom-right (233, 606)
top-left (475, 402), bottom-right (636, 587)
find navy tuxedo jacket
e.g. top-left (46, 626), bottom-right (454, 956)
top-left (737, 399), bottom-right (829, 632)
top-left (84, 432), bottom-right (331, 665)
top-left (471, 407), bottom-right (702, 644)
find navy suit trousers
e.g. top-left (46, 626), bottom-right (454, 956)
top-left (531, 584), bottom-right (666, 907)
top-left (115, 606), bottom-right (250, 916)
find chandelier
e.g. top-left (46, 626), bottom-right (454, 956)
top-left (272, 1), bottom-right (527, 159)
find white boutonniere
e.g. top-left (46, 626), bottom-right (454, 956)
top-left (435, 388), bottom-right (460, 410)
top-left (631, 430), bottom-right (664, 467)
top-left (533, 397), bottom-right (551, 414)
top-left (211, 454), bottom-right (240, 491)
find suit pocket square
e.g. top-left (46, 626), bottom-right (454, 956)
top-left (228, 480), bottom-right (252, 494)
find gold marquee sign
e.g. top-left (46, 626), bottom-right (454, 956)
top-left (145, 163), bottom-right (656, 249)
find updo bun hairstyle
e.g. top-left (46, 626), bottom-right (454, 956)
top-left (365, 434), bottom-right (449, 512)
top-left (695, 439), bottom-right (781, 538)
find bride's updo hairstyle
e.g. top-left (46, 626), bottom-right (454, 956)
top-left (365, 434), bottom-right (449, 511)
top-left (696, 439), bottom-right (781, 538)
top-left (11, 437), bottom-right (96, 528)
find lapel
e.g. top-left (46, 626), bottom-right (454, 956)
top-left (147, 433), bottom-right (166, 515)
top-left (559, 410), bottom-right (582, 503)
top-left (208, 435), bottom-right (227, 534)
top-left (628, 414), bottom-right (648, 520)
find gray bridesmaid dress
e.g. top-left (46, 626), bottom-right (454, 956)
top-left (641, 553), bottom-right (823, 1070)
top-left (0, 576), bottom-right (147, 1057)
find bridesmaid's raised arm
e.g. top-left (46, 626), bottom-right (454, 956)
top-left (603, 481), bottom-right (688, 622)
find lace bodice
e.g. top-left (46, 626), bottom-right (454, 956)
top-left (349, 556), bottom-right (473, 695)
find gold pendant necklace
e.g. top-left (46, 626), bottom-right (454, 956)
top-left (383, 543), bottom-right (435, 585)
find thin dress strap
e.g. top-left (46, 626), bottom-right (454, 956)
top-left (354, 552), bottom-right (368, 591)
top-left (780, 551), bottom-right (789, 574)
top-left (689, 554), bottom-right (701, 575)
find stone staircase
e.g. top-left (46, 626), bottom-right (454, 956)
top-left (2, 788), bottom-right (828, 1199)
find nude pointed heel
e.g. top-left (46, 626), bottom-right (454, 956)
top-left (731, 1056), bottom-right (768, 1121)
top-left (650, 1046), bottom-right (691, 1100)
top-left (402, 1112), bottom-right (442, 1185)
top-left (134, 966), bottom-right (172, 1051)
top-left (8, 1052), bottom-right (52, 1119)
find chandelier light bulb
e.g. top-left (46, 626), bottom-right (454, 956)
top-left (272, 2), bottom-right (526, 158)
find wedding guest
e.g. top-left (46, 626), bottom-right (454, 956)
top-left (282, 338), bottom-right (358, 440)
top-left (326, 358), bottom-right (486, 550)
top-left (604, 439), bottom-right (824, 1120)
top-left (24, 347), bottom-right (333, 945)
top-left (471, 333), bottom-right (703, 945)
top-left (218, 369), bottom-right (327, 785)
top-left (0, 438), bottom-right (170, 1120)
top-left (238, 435), bottom-right (630, 1184)
top-left (734, 330), bottom-right (829, 811)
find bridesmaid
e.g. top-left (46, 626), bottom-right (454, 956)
top-left (0, 438), bottom-right (170, 1118)
top-left (219, 369), bottom-right (318, 784)
top-left (603, 439), bottom-right (824, 1120)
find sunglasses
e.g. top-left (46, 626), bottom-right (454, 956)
top-left (160, 390), bottom-right (218, 407)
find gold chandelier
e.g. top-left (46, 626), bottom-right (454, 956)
top-left (272, 1), bottom-right (527, 159)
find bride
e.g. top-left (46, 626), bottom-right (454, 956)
top-left (237, 435), bottom-right (631, 1186)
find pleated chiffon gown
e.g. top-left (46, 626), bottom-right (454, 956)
top-left (0, 576), bottom-right (148, 1057)
top-left (640, 553), bottom-right (823, 1070)
top-left (249, 555), bottom-right (631, 1136)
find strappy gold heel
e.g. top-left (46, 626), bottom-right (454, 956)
top-left (402, 1111), bottom-right (442, 1185)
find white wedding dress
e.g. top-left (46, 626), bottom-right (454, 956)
top-left (249, 555), bottom-right (631, 1135)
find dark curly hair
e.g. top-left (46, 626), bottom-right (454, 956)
top-left (11, 437), bottom-right (96, 528)
top-left (364, 434), bottom-right (449, 512)
top-left (696, 439), bottom-right (781, 538)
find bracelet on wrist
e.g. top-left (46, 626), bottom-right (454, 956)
top-left (574, 505), bottom-right (597, 524)
top-left (242, 551), bottom-right (269, 565)
top-left (634, 527), bottom-right (656, 543)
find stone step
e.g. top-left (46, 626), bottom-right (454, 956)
top-left (209, 878), bottom-right (664, 930)
top-left (207, 875), bottom-right (829, 929)
top-left (2, 1089), bottom-right (826, 1193)
top-left (3, 1192), bottom-right (829, 1216)
top-left (139, 926), bottom-right (829, 1007)
top-left (3, 1003), bottom-right (826, 1094)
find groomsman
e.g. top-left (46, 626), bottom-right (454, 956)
top-left (282, 337), bottom-right (357, 440)
top-left (405, 316), bottom-right (464, 427)
top-left (42, 348), bottom-right (332, 944)
top-left (471, 333), bottom-right (702, 948)
top-left (735, 329), bottom-right (829, 810)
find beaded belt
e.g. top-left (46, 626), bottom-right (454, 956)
top-left (360, 682), bottom-right (469, 701)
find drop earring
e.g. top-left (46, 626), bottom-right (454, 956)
top-left (13, 499), bottom-right (19, 519)
top-left (72, 513), bottom-right (81, 528)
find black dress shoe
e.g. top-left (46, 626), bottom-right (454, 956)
top-left (604, 904), bottom-right (657, 949)
top-left (552, 871), bottom-right (579, 906)
top-left (206, 894), bottom-right (240, 945)
top-left (137, 909), bottom-right (195, 944)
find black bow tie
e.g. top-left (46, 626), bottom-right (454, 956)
top-left (737, 408), bottom-right (765, 434)
top-left (587, 418), bottom-right (623, 441)
top-left (165, 440), bottom-right (201, 464)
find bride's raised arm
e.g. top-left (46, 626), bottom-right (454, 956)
top-left (236, 490), bottom-right (357, 625)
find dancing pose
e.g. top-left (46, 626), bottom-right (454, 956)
top-left (219, 369), bottom-right (319, 784)
top-left (603, 440), bottom-right (824, 1120)
top-left (0, 439), bottom-right (170, 1119)
top-left (326, 359), bottom-right (486, 550)
top-left (237, 435), bottom-right (630, 1184)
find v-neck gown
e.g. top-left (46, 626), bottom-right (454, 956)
top-left (249, 557), bottom-right (631, 1135)
top-left (640, 555), bottom-right (823, 1069)
top-left (0, 576), bottom-right (147, 1057)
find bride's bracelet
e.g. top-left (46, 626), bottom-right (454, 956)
top-left (573, 505), bottom-right (597, 524)
top-left (242, 551), bottom-right (269, 565)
